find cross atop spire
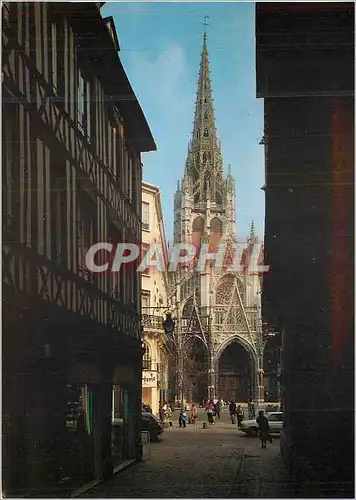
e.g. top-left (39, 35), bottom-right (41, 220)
top-left (203, 15), bottom-right (209, 37)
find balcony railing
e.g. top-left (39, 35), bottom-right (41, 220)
top-left (142, 314), bottom-right (164, 331)
top-left (142, 359), bottom-right (162, 371)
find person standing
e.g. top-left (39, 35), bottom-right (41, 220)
top-left (214, 400), bottom-right (221, 419)
top-left (159, 403), bottom-right (165, 423)
top-left (164, 403), bottom-right (172, 427)
top-left (191, 403), bottom-right (198, 424)
top-left (237, 405), bottom-right (244, 428)
top-left (179, 407), bottom-right (187, 428)
top-left (251, 401), bottom-right (256, 418)
top-left (248, 399), bottom-right (256, 419)
top-left (205, 400), bottom-right (214, 425)
top-left (256, 410), bottom-right (270, 448)
top-left (229, 400), bottom-right (237, 424)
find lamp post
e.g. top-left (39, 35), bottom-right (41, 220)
top-left (162, 313), bottom-right (175, 335)
top-left (161, 312), bottom-right (184, 406)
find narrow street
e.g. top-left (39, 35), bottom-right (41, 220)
top-left (83, 409), bottom-right (290, 498)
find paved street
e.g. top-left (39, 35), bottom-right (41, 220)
top-left (83, 409), bottom-right (291, 498)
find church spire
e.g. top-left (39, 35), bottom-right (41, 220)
top-left (185, 25), bottom-right (224, 205)
top-left (191, 28), bottom-right (219, 153)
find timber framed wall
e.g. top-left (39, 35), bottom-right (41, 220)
top-left (2, 2), bottom-right (155, 494)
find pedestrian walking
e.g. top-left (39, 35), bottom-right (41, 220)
top-left (237, 405), bottom-right (244, 427)
top-left (159, 403), bottom-right (165, 423)
top-left (248, 399), bottom-right (256, 419)
top-left (229, 400), bottom-right (237, 424)
top-left (251, 402), bottom-right (255, 418)
top-left (214, 400), bottom-right (221, 419)
top-left (256, 410), bottom-right (270, 448)
top-left (179, 407), bottom-right (188, 428)
top-left (164, 404), bottom-right (173, 427)
top-left (191, 403), bottom-right (198, 424)
top-left (205, 400), bottom-right (214, 425)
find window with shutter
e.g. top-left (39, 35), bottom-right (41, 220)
top-left (142, 202), bottom-right (149, 230)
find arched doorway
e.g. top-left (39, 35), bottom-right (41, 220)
top-left (217, 340), bottom-right (254, 403)
top-left (183, 336), bottom-right (208, 404)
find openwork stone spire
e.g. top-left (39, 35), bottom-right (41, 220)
top-left (185, 31), bottom-right (224, 204)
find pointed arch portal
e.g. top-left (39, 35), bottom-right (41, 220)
top-left (217, 340), bottom-right (254, 402)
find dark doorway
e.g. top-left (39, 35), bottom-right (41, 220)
top-left (183, 337), bottom-right (208, 404)
top-left (218, 342), bottom-right (253, 402)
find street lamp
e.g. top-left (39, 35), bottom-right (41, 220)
top-left (162, 313), bottom-right (175, 334)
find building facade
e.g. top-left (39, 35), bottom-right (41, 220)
top-left (171, 32), bottom-right (264, 405)
top-left (2, 3), bottom-right (155, 495)
top-left (141, 182), bottom-right (169, 415)
top-left (256, 3), bottom-right (354, 496)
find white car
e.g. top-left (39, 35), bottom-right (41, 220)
top-left (239, 411), bottom-right (283, 437)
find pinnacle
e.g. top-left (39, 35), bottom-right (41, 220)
top-left (250, 220), bottom-right (256, 240)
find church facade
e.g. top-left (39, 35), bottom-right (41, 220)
top-left (170, 32), bottom-right (264, 404)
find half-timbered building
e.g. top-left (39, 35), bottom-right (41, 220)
top-left (2, 2), bottom-right (156, 495)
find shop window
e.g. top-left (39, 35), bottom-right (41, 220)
top-left (143, 342), bottom-right (151, 370)
top-left (62, 384), bottom-right (95, 481)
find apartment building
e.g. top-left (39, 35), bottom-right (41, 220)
top-left (141, 182), bottom-right (169, 415)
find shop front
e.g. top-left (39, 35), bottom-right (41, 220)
top-left (142, 370), bottom-right (159, 415)
top-left (111, 363), bottom-right (141, 467)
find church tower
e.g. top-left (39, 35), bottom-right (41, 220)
top-left (174, 32), bottom-right (236, 247)
top-left (172, 29), bottom-right (263, 405)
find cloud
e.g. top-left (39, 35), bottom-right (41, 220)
top-left (130, 44), bottom-right (191, 113)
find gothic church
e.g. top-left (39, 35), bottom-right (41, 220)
top-left (171, 31), bottom-right (264, 404)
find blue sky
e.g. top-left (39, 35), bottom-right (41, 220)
top-left (103, 2), bottom-right (265, 243)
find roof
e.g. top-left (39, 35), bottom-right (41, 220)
top-left (142, 181), bottom-right (160, 192)
top-left (62, 3), bottom-right (156, 152)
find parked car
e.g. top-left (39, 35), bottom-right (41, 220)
top-left (141, 411), bottom-right (164, 441)
top-left (239, 411), bottom-right (283, 437)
